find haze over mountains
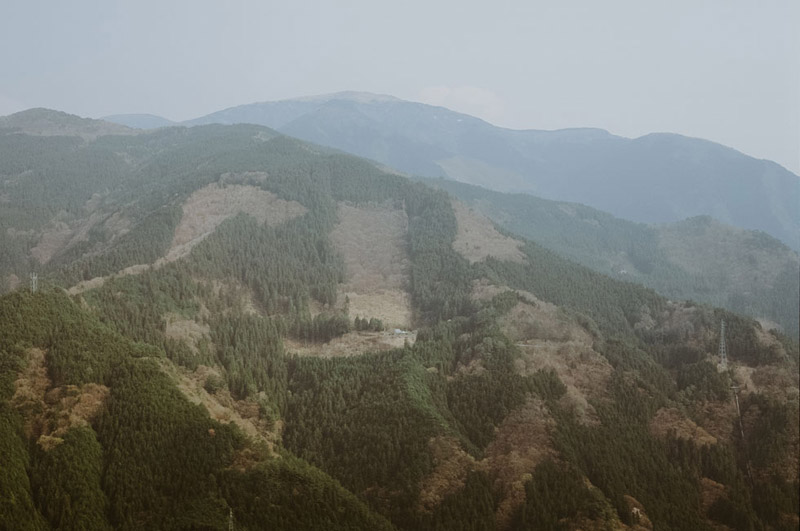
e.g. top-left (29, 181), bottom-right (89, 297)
top-left (421, 178), bottom-right (800, 338)
top-left (2, 108), bottom-right (798, 529)
top-left (5, 106), bottom-right (799, 338)
top-left (105, 91), bottom-right (800, 251)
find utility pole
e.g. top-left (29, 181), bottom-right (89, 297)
top-left (30, 272), bottom-right (38, 293)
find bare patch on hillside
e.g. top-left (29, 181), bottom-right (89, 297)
top-left (486, 284), bottom-right (610, 424)
top-left (165, 313), bottom-right (210, 354)
top-left (650, 407), bottom-right (717, 446)
top-left (11, 348), bottom-right (109, 447)
top-left (748, 365), bottom-right (800, 401)
top-left (11, 348), bottom-right (51, 438)
top-left (698, 478), bottom-right (744, 531)
top-left (452, 201), bottom-right (525, 264)
top-left (5, 273), bottom-right (20, 291)
top-left (30, 222), bottom-right (74, 264)
top-left (692, 400), bottom-right (738, 445)
top-left (40, 384), bottom-right (110, 440)
top-left (167, 183), bottom-right (306, 261)
top-left (483, 398), bottom-right (557, 529)
top-left (624, 495), bottom-right (655, 530)
top-left (30, 211), bottom-right (106, 265)
top-left (285, 330), bottom-right (416, 358)
top-left (417, 437), bottom-right (477, 513)
top-left (69, 184), bottom-right (305, 295)
top-left (162, 361), bottom-right (281, 452)
top-left (330, 201), bottom-right (412, 329)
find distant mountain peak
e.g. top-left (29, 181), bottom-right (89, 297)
top-left (285, 91), bottom-right (402, 104)
top-left (1, 107), bottom-right (134, 138)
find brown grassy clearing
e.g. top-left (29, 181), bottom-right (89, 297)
top-left (70, 182), bottom-right (305, 294)
top-left (478, 281), bottom-right (611, 425)
top-left (285, 330), bottom-right (416, 358)
top-left (416, 437), bottom-right (478, 513)
top-left (166, 182), bottom-right (306, 261)
top-left (161, 361), bottom-right (281, 453)
top-left (483, 398), bottom-right (557, 529)
top-left (650, 407), bottom-right (717, 446)
top-left (11, 348), bottom-right (110, 449)
top-left (165, 312), bottom-right (210, 354)
top-left (330, 201), bottom-right (412, 329)
top-left (452, 201), bottom-right (525, 264)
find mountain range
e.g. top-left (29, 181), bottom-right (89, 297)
top-left (105, 92), bottom-right (800, 251)
top-left (1, 108), bottom-right (798, 530)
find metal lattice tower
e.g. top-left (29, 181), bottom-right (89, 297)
top-left (718, 320), bottom-right (727, 369)
top-left (30, 272), bottom-right (38, 293)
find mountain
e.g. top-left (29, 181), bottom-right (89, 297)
top-left (1, 109), bottom-right (798, 530)
top-left (185, 92), bottom-right (800, 250)
top-left (422, 178), bottom-right (800, 338)
top-left (102, 113), bottom-right (175, 129)
top-left (0, 108), bottom-right (134, 139)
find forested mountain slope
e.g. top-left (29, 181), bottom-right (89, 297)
top-left (1, 110), bottom-right (798, 530)
top-left (174, 92), bottom-right (800, 250)
top-left (422, 178), bottom-right (800, 339)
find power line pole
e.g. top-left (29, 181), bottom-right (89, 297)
top-left (718, 320), bottom-right (727, 369)
top-left (30, 272), bottom-right (38, 293)
top-left (720, 320), bottom-right (754, 485)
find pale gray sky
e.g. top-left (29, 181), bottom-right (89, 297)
top-left (2, 0), bottom-right (798, 173)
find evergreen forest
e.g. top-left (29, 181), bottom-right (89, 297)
top-left (1, 115), bottom-right (798, 530)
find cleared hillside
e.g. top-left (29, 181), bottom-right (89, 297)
top-left (1, 111), bottom-right (798, 531)
top-left (184, 92), bottom-right (800, 250)
top-left (424, 178), bottom-right (800, 338)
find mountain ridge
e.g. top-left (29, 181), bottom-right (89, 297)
top-left (158, 92), bottom-right (800, 249)
top-left (1, 119), bottom-right (798, 529)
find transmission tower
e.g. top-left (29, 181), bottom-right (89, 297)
top-left (30, 272), bottom-right (38, 293)
top-left (718, 320), bottom-right (728, 369)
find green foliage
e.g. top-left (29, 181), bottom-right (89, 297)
top-left (0, 404), bottom-right (48, 530)
top-left (512, 460), bottom-right (610, 530)
top-left (0, 345), bottom-right (47, 529)
top-left (292, 312), bottom-right (352, 343)
top-left (424, 177), bottom-right (800, 339)
top-left (354, 315), bottom-right (385, 332)
top-left (2, 123), bottom-right (797, 531)
top-left (422, 471), bottom-right (495, 531)
top-left (221, 454), bottom-right (396, 531)
top-left (481, 242), bottom-right (665, 337)
top-left (209, 313), bottom-right (287, 403)
top-left (30, 427), bottom-right (112, 530)
top-left (55, 205), bottom-right (182, 285)
top-left (406, 185), bottom-right (474, 323)
top-left (676, 360), bottom-right (729, 401)
top-left (0, 289), bottom-right (146, 387)
top-left (95, 357), bottom-right (241, 530)
top-left (283, 349), bottom-right (442, 521)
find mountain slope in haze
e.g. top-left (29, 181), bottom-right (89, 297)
top-left (0, 108), bottom-right (135, 139)
top-left (1, 110), bottom-right (798, 530)
top-left (102, 113), bottom-right (175, 129)
top-left (186, 92), bottom-right (800, 250)
top-left (423, 178), bottom-right (800, 338)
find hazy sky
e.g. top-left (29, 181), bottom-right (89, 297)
top-left (2, 0), bottom-right (798, 173)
